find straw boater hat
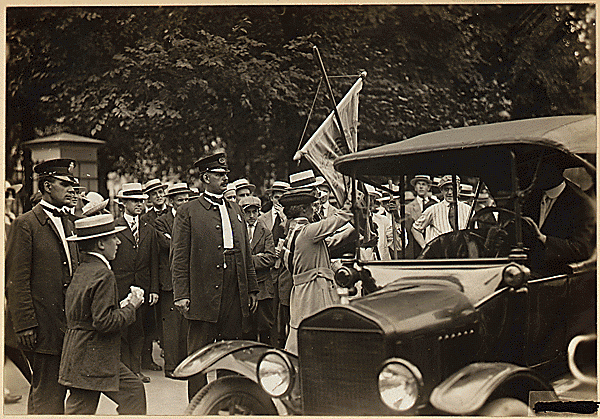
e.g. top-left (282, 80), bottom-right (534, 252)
top-left (239, 196), bottom-right (262, 210)
top-left (193, 152), bottom-right (230, 174)
top-left (233, 178), bottom-right (256, 193)
top-left (224, 183), bottom-right (236, 199)
top-left (165, 182), bottom-right (191, 196)
top-left (82, 192), bottom-right (110, 216)
top-left (142, 179), bottom-right (167, 195)
top-left (116, 183), bottom-right (149, 200)
top-left (437, 175), bottom-right (461, 189)
top-left (365, 184), bottom-right (383, 200)
top-left (34, 158), bottom-right (79, 185)
top-left (67, 214), bottom-right (127, 242)
top-left (459, 184), bottom-right (475, 198)
top-left (289, 169), bottom-right (323, 190)
top-left (410, 175), bottom-right (432, 188)
top-left (267, 181), bottom-right (290, 193)
top-left (279, 189), bottom-right (317, 207)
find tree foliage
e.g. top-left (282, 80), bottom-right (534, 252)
top-left (6, 5), bottom-right (595, 193)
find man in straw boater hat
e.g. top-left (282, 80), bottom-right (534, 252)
top-left (278, 188), bottom-right (353, 353)
top-left (5, 158), bottom-right (80, 414)
top-left (239, 196), bottom-right (276, 344)
top-left (140, 179), bottom-right (169, 227)
top-left (412, 175), bottom-right (471, 248)
top-left (112, 183), bottom-right (159, 384)
top-left (405, 175), bottom-right (438, 258)
top-left (232, 178), bottom-right (256, 203)
top-left (153, 183), bottom-right (191, 378)
top-left (257, 180), bottom-right (290, 347)
top-left (59, 214), bottom-right (146, 415)
top-left (171, 152), bottom-right (258, 400)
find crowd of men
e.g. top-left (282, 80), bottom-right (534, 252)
top-left (5, 150), bottom-right (593, 414)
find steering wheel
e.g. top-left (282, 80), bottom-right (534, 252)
top-left (468, 206), bottom-right (516, 231)
top-left (418, 230), bottom-right (487, 259)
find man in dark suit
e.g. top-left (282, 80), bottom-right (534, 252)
top-left (171, 153), bottom-right (258, 400)
top-left (240, 196), bottom-right (276, 344)
top-left (59, 213), bottom-right (146, 415)
top-left (154, 182), bottom-right (190, 378)
top-left (258, 180), bottom-right (290, 347)
top-left (140, 179), bottom-right (168, 371)
top-left (521, 160), bottom-right (595, 274)
top-left (112, 183), bottom-right (159, 383)
top-left (5, 158), bottom-right (80, 414)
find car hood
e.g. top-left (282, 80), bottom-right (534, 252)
top-left (311, 278), bottom-right (477, 337)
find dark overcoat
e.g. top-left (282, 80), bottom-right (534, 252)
top-left (5, 204), bottom-right (79, 354)
top-left (112, 216), bottom-right (159, 300)
top-left (522, 180), bottom-right (596, 272)
top-left (249, 219), bottom-right (276, 301)
top-left (171, 195), bottom-right (258, 322)
top-left (58, 254), bottom-right (137, 391)
top-left (154, 210), bottom-right (175, 291)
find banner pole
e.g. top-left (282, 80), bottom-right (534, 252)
top-left (313, 45), bottom-right (351, 152)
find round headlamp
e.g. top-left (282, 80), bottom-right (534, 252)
top-left (502, 263), bottom-right (530, 288)
top-left (378, 359), bottom-right (422, 411)
top-left (257, 351), bottom-right (295, 398)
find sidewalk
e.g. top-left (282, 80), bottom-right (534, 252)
top-left (3, 343), bottom-right (188, 415)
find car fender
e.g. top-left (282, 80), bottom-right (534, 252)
top-left (173, 340), bottom-right (276, 379)
top-left (429, 362), bottom-right (555, 415)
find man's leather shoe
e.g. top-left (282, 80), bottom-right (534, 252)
top-left (137, 373), bottom-right (151, 383)
top-left (142, 361), bottom-right (162, 371)
top-left (4, 393), bottom-right (22, 404)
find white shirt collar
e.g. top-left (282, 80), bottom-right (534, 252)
top-left (545, 181), bottom-right (566, 199)
top-left (153, 204), bottom-right (167, 213)
top-left (40, 199), bottom-right (64, 214)
top-left (123, 212), bottom-right (138, 225)
top-left (204, 191), bottom-right (224, 201)
top-left (86, 252), bottom-right (112, 269)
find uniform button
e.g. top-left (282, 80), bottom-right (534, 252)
top-left (216, 264), bottom-right (221, 269)
top-left (64, 283), bottom-right (68, 288)
top-left (217, 245), bottom-right (222, 249)
top-left (213, 206), bottom-right (219, 211)
top-left (215, 285), bottom-right (219, 289)
top-left (63, 261), bottom-right (67, 265)
top-left (216, 225), bottom-right (221, 230)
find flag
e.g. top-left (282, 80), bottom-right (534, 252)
top-left (293, 76), bottom-right (363, 206)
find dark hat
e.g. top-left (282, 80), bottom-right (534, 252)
top-left (143, 179), bottom-right (167, 194)
top-left (67, 214), bottom-right (126, 241)
top-left (239, 196), bottom-right (262, 210)
top-left (193, 153), bottom-right (230, 174)
top-left (279, 189), bottom-right (317, 207)
top-left (165, 182), bottom-right (191, 196)
top-left (34, 158), bottom-right (79, 185)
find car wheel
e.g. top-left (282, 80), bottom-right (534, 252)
top-left (185, 375), bottom-right (278, 415)
top-left (478, 397), bottom-right (531, 416)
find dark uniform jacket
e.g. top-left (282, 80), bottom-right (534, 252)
top-left (154, 210), bottom-right (175, 292)
top-left (171, 195), bottom-right (258, 322)
top-left (58, 254), bottom-right (137, 391)
top-left (112, 216), bottom-right (159, 300)
top-left (249, 219), bottom-right (276, 301)
top-left (5, 203), bottom-right (79, 354)
top-left (522, 180), bottom-right (596, 273)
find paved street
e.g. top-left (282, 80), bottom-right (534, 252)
top-left (4, 343), bottom-right (189, 415)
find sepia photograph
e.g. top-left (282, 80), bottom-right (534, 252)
top-left (4, 3), bottom-right (597, 415)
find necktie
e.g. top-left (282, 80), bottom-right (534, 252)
top-left (51, 207), bottom-right (68, 217)
top-left (131, 218), bottom-right (139, 243)
top-left (539, 194), bottom-right (552, 227)
top-left (448, 204), bottom-right (457, 231)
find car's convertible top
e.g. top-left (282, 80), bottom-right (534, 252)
top-left (334, 115), bottom-right (596, 187)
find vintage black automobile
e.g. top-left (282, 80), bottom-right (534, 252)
top-left (174, 115), bottom-right (596, 415)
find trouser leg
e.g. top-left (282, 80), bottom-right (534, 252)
top-left (161, 290), bottom-right (187, 372)
top-left (141, 303), bottom-right (158, 368)
top-left (24, 351), bottom-right (66, 414)
top-left (186, 320), bottom-right (217, 401)
top-left (65, 388), bottom-right (101, 415)
top-left (103, 363), bottom-right (146, 415)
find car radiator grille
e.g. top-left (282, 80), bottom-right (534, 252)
top-left (298, 327), bottom-right (386, 415)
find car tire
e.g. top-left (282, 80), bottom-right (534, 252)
top-left (478, 397), bottom-right (531, 416)
top-left (185, 375), bottom-right (278, 415)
